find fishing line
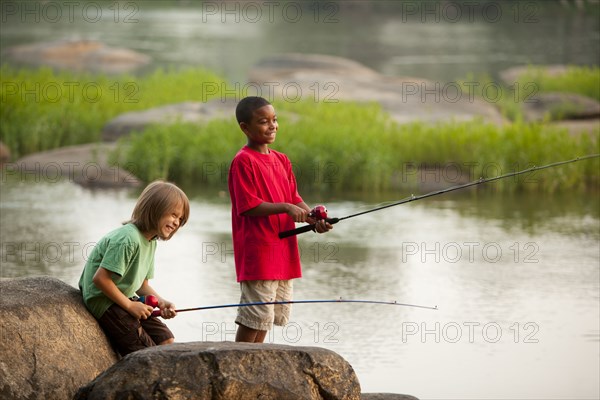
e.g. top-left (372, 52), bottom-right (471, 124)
top-left (279, 154), bottom-right (600, 238)
top-left (151, 298), bottom-right (438, 317)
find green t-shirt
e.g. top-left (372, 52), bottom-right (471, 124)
top-left (79, 223), bottom-right (156, 319)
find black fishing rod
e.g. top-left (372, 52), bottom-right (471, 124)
top-left (151, 298), bottom-right (438, 316)
top-left (279, 154), bottom-right (600, 239)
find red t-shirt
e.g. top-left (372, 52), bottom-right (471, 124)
top-left (228, 146), bottom-right (304, 281)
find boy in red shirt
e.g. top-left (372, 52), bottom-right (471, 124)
top-left (228, 96), bottom-right (333, 343)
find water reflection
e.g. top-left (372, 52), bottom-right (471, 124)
top-left (2, 0), bottom-right (599, 395)
top-left (1, 1), bottom-right (598, 83)
top-left (1, 179), bottom-right (598, 397)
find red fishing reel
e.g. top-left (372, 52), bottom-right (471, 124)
top-left (279, 205), bottom-right (333, 238)
top-left (309, 205), bottom-right (328, 220)
top-left (137, 295), bottom-right (159, 308)
top-left (138, 295), bottom-right (161, 317)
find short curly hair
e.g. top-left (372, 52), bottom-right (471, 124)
top-left (235, 96), bottom-right (271, 124)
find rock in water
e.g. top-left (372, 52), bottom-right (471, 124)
top-left (101, 99), bottom-right (238, 141)
top-left (0, 141), bottom-right (10, 164)
top-left (13, 143), bottom-right (141, 188)
top-left (0, 277), bottom-right (118, 400)
top-left (4, 40), bottom-right (150, 74)
top-left (361, 394), bottom-right (420, 400)
top-left (75, 341), bottom-right (362, 400)
top-left (521, 92), bottom-right (600, 122)
top-left (248, 53), bottom-right (506, 125)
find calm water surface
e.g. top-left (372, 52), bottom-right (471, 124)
top-left (1, 1), bottom-right (598, 83)
top-left (1, 1), bottom-right (599, 398)
top-left (1, 179), bottom-right (598, 399)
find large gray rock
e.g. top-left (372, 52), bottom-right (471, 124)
top-left (101, 99), bottom-right (238, 141)
top-left (498, 64), bottom-right (569, 86)
top-left (0, 276), bottom-right (118, 400)
top-left (0, 141), bottom-right (10, 164)
top-left (362, 395), bottom-right (419, 400)
top-left (13, 142), bottom-right (141, 188)
top-left (521, 92), bottom-right (600, 122)
top-left (4, 40), bottom-right (150, 74)
top-left (549, 118), bottom-right (600, 137)
top-left (75, 341), bottom-right (362, 400)
top-left (248, 53), bottom-right (506, 125)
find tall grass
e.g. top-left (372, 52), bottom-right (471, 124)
top-left (0, 65), bottom-right (227, 158)
top-left (112, 100), bottom-right (599, 193)
top-left (459, 65), bottom-right (600, 121)
top-left (516, 65), bottom-right (600, 101)
top-left (3, 65), bottom-right (598, 193)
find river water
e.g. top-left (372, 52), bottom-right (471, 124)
top-left (1, 1), bottom-right (599, 399)
top-left (1, 178), bottom-right (599, 399)
top-left (1, 1), bottom-right (599, 83)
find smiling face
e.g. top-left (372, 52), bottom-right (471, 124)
top-left (240, 104), bottom-right (278, 153)
top-left (156, 201), bottom-right (185, 240)
top-left (131, 181), bottom-right (189, 242)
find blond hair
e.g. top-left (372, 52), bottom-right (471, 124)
top-left (127, 180), bottom-right (190, 240)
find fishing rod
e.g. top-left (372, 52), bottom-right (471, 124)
top-left (150, 297), bottom-right (438, 317)
top-left (279, 154), bottom-right (600, 239)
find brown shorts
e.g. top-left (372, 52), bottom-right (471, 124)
top-left (98, 303), bottom-right (174, 356)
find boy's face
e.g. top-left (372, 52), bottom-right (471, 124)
top-left (156, 201), bottom-right (185, 240)
top-left (240, 104), bottom-right (278, 148)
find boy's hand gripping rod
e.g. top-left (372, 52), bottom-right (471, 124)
top-left (279, 154), bottom-right (600, 239)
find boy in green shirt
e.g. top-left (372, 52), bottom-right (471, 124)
top-left (79, 180), bottom-right (190, 355)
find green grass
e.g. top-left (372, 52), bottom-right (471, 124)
top-left (3, 65), bottom-right (598, 193)
top-left (459, 65), bottom-right (600, 122)
top-left (516, 65), bottom-right (600, 102)
top-left (0, 65), bottom-right (227, 158)
top-left (112, 100), bottom-right (599, 193)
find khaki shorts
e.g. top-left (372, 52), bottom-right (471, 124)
top-left (235, 280), bottom-right (293, 331)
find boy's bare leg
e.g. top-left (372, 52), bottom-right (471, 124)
top-left (159, 338), bottom-right (174, 345)
top-left (236, 324), bottom-right (267, 343)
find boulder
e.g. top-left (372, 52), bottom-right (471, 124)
top-left (251, 53), bottom-right (380, 81)
top-left (101, 99), bottom-right (238, 141)
top-left (0, 141), bottom-right (10, 164)
top-left (499, 64), bottom-right (569, 86)
top-left (13, 142), bottom-right (141, 188)
top-left (362, 395), bottom-right (419, 400)
top-left (75, 341), bottom-right (362, 400)
top-left (248, 53), bottom-right (506, 125)
top-left (549, 118), bottom-right (600, 137)
top-left (521, 92), bottom-right (600, 122)
top-left (3, 39), bottom-right (150, 74)
top-left (0, 276), bottom-right (118, 400)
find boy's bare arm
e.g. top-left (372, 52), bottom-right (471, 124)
top-left (295, 201), bottom-right (311, 212)
top-left (92, 267), bottom-right (153, 320)
top-left (242, 202), bottom-right (309, 222)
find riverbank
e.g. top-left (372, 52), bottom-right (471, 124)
top-left (1, 56), bottom-right (598, 193)
top-left (2, 180), bottom-right (598, 398)
top-left (1, 276), bottom-right (419, 400)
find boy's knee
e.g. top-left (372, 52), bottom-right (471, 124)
top-left (159, 338), bottom-right (175, 345)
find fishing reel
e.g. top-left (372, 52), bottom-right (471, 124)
top-left (309, 205), bottom-right (328, 220)
top-left (279, 204), bottom-right (337, 239)
top-left (135, 295), bottom-right (159, 308)
top-left (139, 296), bottom-right (177, 318)
top-left (136, 295), bottom-right (164, 317)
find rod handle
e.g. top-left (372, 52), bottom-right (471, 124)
top-left (278, 218), bottom-right (339, 239)
top-left (152, 308), bottom-right (182, 318)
